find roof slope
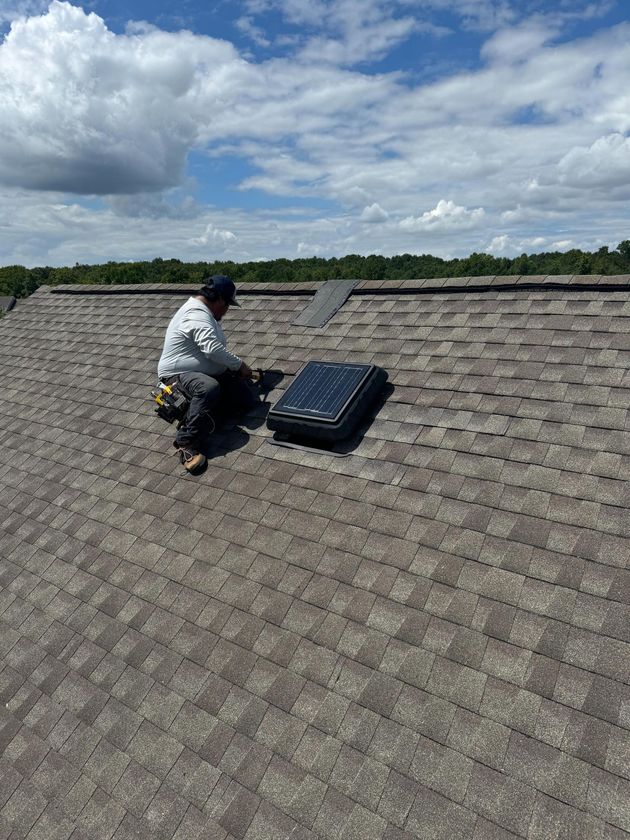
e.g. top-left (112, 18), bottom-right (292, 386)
top-left (1, 278), bottom-right (630, 840)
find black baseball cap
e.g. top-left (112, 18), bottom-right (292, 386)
top-left (200, 274), bottom-right (239, 306)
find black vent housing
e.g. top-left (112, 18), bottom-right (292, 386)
top-left (267, 361), bottom-right (388, 441)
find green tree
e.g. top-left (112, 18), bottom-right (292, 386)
top-left (616, 240), bottom-right (630, 264)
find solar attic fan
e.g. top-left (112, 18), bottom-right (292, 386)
top-left (267, 360), bottom-right (388, 443)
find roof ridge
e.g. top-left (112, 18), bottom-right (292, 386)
top-left (42, 273), bottom-right (630, 296)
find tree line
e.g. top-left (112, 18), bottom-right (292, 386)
top-left (2, 241), bottom-right (630, 299)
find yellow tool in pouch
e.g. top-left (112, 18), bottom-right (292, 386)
top-left (151, 380), bottom-right (189, 424)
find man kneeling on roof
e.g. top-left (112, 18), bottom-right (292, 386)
top-left (158, 275), bottom-right (253, 472)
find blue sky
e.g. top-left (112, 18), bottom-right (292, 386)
top-left (0, 0), bottom-right (629, 266)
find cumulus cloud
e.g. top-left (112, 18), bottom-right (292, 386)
top-left (500, 204), bottom-right (561, 223)
top-left (486, 233), bottom-right (573, 255)
top-left (297, 241), bottom-right (324, 254)
top-left (360, 203), bottom-right (389, 223)
top-left (400, 200), bottom-right (485, 232)
top-left (0, 0), bottom-right (48, 25)
top-left (0, 1), bottom-right (241, 194)
top-left (189, 222), bottom-right (237, 246)
top-left (558, 133), bottom-right (630, 189)
top-left (487, 234), bottom-right (510, 253)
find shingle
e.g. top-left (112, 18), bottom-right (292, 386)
top-left (293, 727), bottom-right (341, 781)
top-left (587, 767), bottom-right (630, 833)
top-left (27, 803), bottom-right (75, 840)
top-left (233, 741), bottom-right (273, 790)
top-left (479, 678), bottom-right (542, 736)
top-left (465, 763), bottom-right (536, 836)
top-left (93, 697), bottom-right (142, 749)
top-left (312, 787), bottom-right (355, 838)
top-left (285, 773), bottom-right (327, 828)
top-left (2, 781), bottom-right (48, 835)
top-left (75, 787), bottom-right (126, 839)
top-left (256, 705), bottom-right (307, 759)
top-left (406, 786), bottom-right (477, 840)
top-left (138, 681), bottom-right (185, 729)
top-left (481, 639), bottom-right (532, 685)
top-left (127, 719), bottom-right (183, 778)
top-left (243, 799), bottom-right (296, 840)
top-left (83, 738), bottom-right (130, 793)
top-left (166, 749), bottom-right (221, 809)
top-left (392, 685), bottom-right (456, 743)
top-left (258, 754), bottom-right (305, 810)
top-left (562, 710), bottom-right (612, 769)
top-left (170, 701), bottom-right (217, 752)
top-left (427, 656), bottom-right (487, 712)
top-left (528, 791), bottom-right (623, 840)
top-left (216, 782), bottom-right (260, 839)
top-left (504, 731), bottom-right (590, 808)
top-left (263, 669), bottom-right (305, 712)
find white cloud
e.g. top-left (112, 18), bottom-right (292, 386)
top-left (400, 200), bottom-right (485, 232)
top-left (338, 186), bottom-right (371, 207)
top-left (244, 0), bottom-right (425, 65)
top-left (558, 133), bottom-right (630, 189)
top-left (360, 203), bottom-right (389, 223)
top-left (481, 21), bottom-right (556, 64)
top-left (487, 234), bottom-right (510, 253)
top-left (0, 0), bottom-right (48, 25)
top-left (485, 233), bottom-right (573, 256)
top-left (500, 204), bottom-right (561, 223)
top-left (298, 15), bottom-right (417, 66)
top-left (236, 15), bottom-right (271, 48)
top-left (190, 222), bottom-right (237, 246)
top-left (297, 241), bottom-right (324, 254)
top-left (403, 1), bottom-right (613, 33)
top-left (0, 1), bottom-right (242, 194)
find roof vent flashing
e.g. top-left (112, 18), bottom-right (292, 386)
top-left (293, 278), bottom-right (359, 327)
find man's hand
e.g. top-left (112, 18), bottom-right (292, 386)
top-left (238, 361), bottom-right (253, 379)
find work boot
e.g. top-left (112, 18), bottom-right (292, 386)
top-left (177, 448), bottom-right (207, 473)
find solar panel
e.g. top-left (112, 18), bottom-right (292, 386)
top-left (268, 360), bottom-right (388, 441)
top-left (272, 361), bottom-right (371, 422)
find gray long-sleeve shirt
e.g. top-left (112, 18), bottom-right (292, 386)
top-left (158, 297), bottom-right (242, 379)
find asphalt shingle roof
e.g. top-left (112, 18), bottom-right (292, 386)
top-left (1, 276), bottom-right (630, 840)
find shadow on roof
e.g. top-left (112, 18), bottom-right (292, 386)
top-left (204, 369), bottom-right (286, 459)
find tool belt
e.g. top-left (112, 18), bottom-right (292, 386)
top-left (151, 376), bottom-right (190, 424)
top-left (151, 369), bottom-right (265, 425)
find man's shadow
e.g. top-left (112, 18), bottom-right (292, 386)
top-left (200, 370), bottom-right (285, 459)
